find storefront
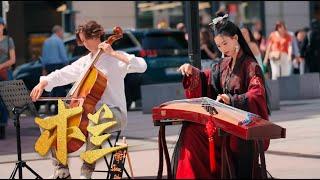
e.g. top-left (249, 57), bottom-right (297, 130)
top-left (310, 1), bottom-right (320, 20)
top-left (3, 1), bottom-right (67, 65)
top-left (135, 1), bottom-right (265, 32)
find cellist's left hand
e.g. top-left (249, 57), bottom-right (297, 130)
top-left (98, 42), bottom-right (115, 56)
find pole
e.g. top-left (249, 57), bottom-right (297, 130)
top-left (185, 1), bottom-right (201, 69)
top-left (2, 1), bottom-right (9, 24)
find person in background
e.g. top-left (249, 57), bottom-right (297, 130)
top-left (176, 22), bottom-right (188, 41)
top-left (41, 25), bottom-right (69, 114)
top-left (200, 27), bottom-right (222, 70)
top-left (293, 29), bottom-right (307, 74)
top-left (241, 26), bottom-right (265, 74)
top-left (301, 11), bottom-right (320, 74)
top-left (200, 27), bottom-right (220, 60)
top-left (252, 19), bottom-right (267, 56)
top-left (0, 17), bottom-right (16, 139)
top-left (288, 29), bottom-right (302, 75)
top-left (264, 20), bottom-right (292, 80)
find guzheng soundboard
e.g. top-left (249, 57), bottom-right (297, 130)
top-left (152, 97), bottom-right (286, 140)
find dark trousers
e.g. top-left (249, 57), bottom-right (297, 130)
top-left (0, 97), bottom-right (8, 139)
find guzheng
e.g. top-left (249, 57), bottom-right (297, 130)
top-left (152, 97), bottom-right (286, 140)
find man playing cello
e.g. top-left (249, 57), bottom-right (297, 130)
top-left (30, 20), bottom-right (147, 179)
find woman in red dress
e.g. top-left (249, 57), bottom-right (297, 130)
top-left (172, 14), bottom-right (271, 179)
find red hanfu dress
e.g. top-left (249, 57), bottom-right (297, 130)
top-left (173, 49), bottom-right (270, 179)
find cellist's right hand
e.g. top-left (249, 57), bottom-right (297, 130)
top-left (177, 63), bottom-right (194, 77)
top-left (30, 80), bottom-right (48, 102)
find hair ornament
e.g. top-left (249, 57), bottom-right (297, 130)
top-left (209, 14), bottom-right (229, 26)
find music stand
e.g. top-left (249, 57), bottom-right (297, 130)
top-left (0, 80), bottom-right (42, 179)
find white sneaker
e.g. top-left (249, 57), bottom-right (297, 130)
top-left (53, 167), bottom-right (71, 179)
top-left (80, 174), bottom-right (90, 179)
top-left (80, 162), bottom-right (94, 179)
top-left (80, 171), bottom-right (92, 179)
top-left (47, 174), bottom-right (54, 179)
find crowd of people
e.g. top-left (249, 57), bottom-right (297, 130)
top-left (0, 17), bottom-right (16, 139)
top-left (176, 12), bottom-right (320, 81)
top-left (0, 3), bottom-right (319, 178)
top-left (172, 10), bottom-right (320, 179)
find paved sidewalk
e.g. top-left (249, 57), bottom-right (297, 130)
top-left (1, 99), bottom-right (320, 178)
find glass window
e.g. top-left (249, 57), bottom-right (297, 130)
top-left (28, 33), bottom-right (50, 61)
top-left (199, 1), bottom-right (213, 28)
top-left (64, 39), bottom-right (88, 61)
top-left (218, 1), bottom-right (263, 28)
top-left (140, 32), bottom-right (188, 49)
top-left (311, 1), bottom-right (320, 20)
top-left (136, 1), bottom-right (184, 29)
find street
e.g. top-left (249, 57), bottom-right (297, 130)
top-left (0, 99), bottom-right (319, 178)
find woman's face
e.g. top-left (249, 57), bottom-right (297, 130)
top-left (241, 28), bottom-right (250, 43)
top-left (253, 30), bottom-right (261, 41)
top-left (79, 32), bottom-right (100, 52)
top-left (277, 25), bottom-right (286, 34)
top-left (214, 34), bottom-right (238, 57)
top-left (297, 31), bottom-right (306, 42)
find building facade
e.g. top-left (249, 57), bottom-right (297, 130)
top-left (1, 1), bottom-right (318, 66)
top-left (72, 1), bottom-right (135, 30)
top-left (1, 1), bottom-right (64, 65)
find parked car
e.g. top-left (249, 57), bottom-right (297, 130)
top-left (14, 28), bottom-right (189, 110)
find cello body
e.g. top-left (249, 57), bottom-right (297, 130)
top-left (61, 27), bottom-right (123, 153)
top-left (67, 68), bottom-right (108, 152)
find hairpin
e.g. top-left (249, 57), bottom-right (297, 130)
top-left (209, 14), bottom-right (229, 26)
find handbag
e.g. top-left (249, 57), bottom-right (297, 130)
top-left (269, 51), bottom-right (281, 61)
top-left (0, 68), bottom-right (9, 81)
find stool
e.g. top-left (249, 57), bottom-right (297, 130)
top-left (93, 130), bottom-right (132, 179)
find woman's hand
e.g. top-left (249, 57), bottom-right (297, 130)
top-left (98, 42), bottom-right (115, 56)
top-left (30, 80), bottom-right (48, 102)
top-left (263, 58), bottom-right (269, 65)
top-left (216, 94), bottom-right (231, 105)
top-left (177, 63), bottom-right (194, 77)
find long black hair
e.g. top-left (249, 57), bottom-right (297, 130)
top-left (211, 16), bottom-right (256, 62)
top-left (210, 14), bottom-right (271, 115)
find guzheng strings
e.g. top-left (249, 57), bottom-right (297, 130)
top-left (161, 97), bottom-right (259, 126)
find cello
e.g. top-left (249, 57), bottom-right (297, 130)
top-left (38, 26), bottom-right (123, 153)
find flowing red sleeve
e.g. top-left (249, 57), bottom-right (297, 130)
top-left (228, 62), bottom-right (270, 151)
top-left (182, 67), bottom-right (212, 98)
top-left (228, 63), bottom-right (269, 120)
